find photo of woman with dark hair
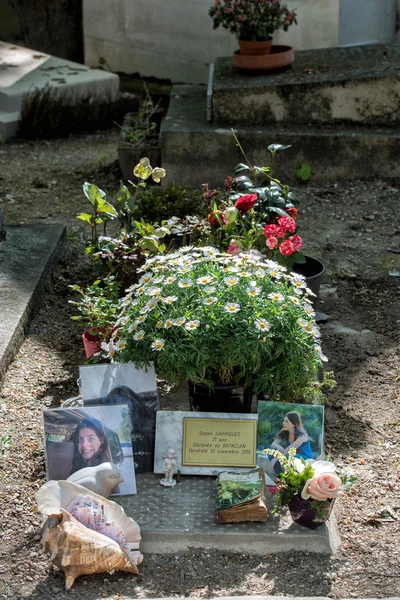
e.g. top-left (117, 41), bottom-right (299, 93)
top-left (271, 411), bottom-right (313, 460)
top-left (70, 417), bottom-right (113, 476)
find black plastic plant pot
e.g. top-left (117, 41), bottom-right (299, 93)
top-left (293, 256), bottom-right (326, 304)
top-left (188, 381), bottom-right (253, 413)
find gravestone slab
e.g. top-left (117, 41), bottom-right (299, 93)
top-left (0, 41), bottom-right (119, 140)
top-left (155, 411), bottom-right (258, 475)
top-left (119, 473), bottom-right (339, 554)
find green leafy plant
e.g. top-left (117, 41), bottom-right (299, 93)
top-left (296, 163), bottom-right (312, 182)
top-left (134, 182), bottom-right (206, 223)
top-left (209, 0), bottom-right (297, 42)
top-left (69, 277), bottom-right (122, 340)
top-left (103, 247), bottom-right (326, 400)
top-left (120, 87), bottom-right (161, 147)
top-left (200, 131), bottom-right (304, 269)
top-left (0, 430), bottom-right (11, 455)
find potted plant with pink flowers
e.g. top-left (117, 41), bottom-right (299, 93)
top-left (262, 447), bottom-right (356, 529)
top-left (209, 0), bottom-right (297, 70)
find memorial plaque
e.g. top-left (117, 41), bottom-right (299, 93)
top-left (182, 418), bottom-right (256, 467)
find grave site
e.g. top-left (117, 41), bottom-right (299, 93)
top-left (0, 3), bottom-right (399, 599)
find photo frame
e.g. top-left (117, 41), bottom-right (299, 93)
top-left (256, 401), bottom-right (324, 486)
top-left (79, 363), bottom-right (159, 473)
top-left (42, 404), bottom-right (136, 496)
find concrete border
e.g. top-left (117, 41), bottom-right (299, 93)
top-left (0, 224), bottom-right (66, 382)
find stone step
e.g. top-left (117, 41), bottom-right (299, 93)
top-left (161, 84), bottom-right (400, 187)
top-left (213, 44), bottom-right (400, 127)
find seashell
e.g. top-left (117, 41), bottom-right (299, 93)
top-left (36, 480), bottom-right (143, 589)
top-left (66, 462), bottom-right (124, 498)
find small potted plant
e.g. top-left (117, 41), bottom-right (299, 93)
top-left (101, 247), bottom-right (327, 411)
top-left (209, 0), bottom-right (297, 69)
top-left (262, 447), bottom-right (356, 529)
top-left (69, 277), bottom-right (122, 358)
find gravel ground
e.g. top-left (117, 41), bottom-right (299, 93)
top-left (0, 130), bottom-right (399, 599)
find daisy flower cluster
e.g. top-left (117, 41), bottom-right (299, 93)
top-left (105, 247), bottom-right (327, 400)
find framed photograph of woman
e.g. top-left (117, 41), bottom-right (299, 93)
top-left (42, 404), bottom-right (136, 496)
top-left (256, 401), bottom-right (324, 486)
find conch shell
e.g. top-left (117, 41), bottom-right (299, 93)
top-left (36, 480), bottom-right (143, 589)
top-left (66, 462), bottom-right (124, 498)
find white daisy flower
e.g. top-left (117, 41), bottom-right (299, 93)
top-left (255, 319), bottom-right (271, 331)
top-left (101, 341), bottom-right (116, 358)
top-left (139, 274), bottom-right (153, 285)
top-left (151, 338), bottom-right (165, 351)
top-left (115, 339), bottom-right (126, 351)
top-left (137, 286), bottom-right (145, 295)
top-left (203, 297), bottom-right (217, 305)
top-left (204, 286), bottom-right (216, 294)
top-left (153, 275), bottom-right (165, 284)
top-left (153, 264), bottom-right (164, 271)
top-left (315, 345), bottom-right (328, 362)
top-left (137, 265), bottom-right (147, 273)
top-left (303, 304), bottom-right (315, 316)
top-left (156, 320), bottom-right (163, 328)
top-left (164, 319), bottom-right (174, 329)
top-left (197, 275), bottom-right (214, 285)
top-left (248, 286), bottom-right (261, 297)
top-left (268, 292), bottom-right (284, 302)
top-left (239, 270), bottom-right (250, 278)
top-left (297, 318), bottom-right (308, 327)
top-left (289, 274), bottom-right (307, 288)
top-left (185, 320), bottom-right (200, 331)
top-left (268, 268), bottom-right (284, 280)
top-left (224, 276), bottom-right (239, 286)
top-left (265, 260), bottom-right (286, 272)
top-left (146, 286), bottom-right (162, 296)
top-left (178, 278), bottom-right (193, 288)
top-left (173, 316), bottom-right (186, 326)
top-left (128, 323), bottom-right (137, 334)
top-left (289, 296), bottom-right (301, 305)
top-left (178, 265), bottom-right (193, 274)
top-left (133, 330), bottom-right (145, 341)
top-left (224, 303), bottom-right (241, 313)
top-left (164, 275), bottom-right (176, 284)
top-left (164, 296), bottom-right (178, 304)
top-left (136, 315), bottom-right (147, 324)
top-left (255, 270), bottom-right (265, 278)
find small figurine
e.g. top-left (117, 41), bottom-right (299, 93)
top-left (160, 449), bottom-right (177, 487)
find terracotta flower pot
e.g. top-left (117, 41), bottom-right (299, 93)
top-left (288, 495), bottom-right (334, 529)
top-left (238, 38), bottom-right (273, 56)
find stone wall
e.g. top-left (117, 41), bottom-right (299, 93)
top-left (83, 0), bottom-right (340, 84)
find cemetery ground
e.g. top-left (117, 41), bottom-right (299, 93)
top-left (0, 129), bottom-right (399, 600)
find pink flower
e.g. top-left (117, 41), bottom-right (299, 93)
top-left (278, 216), bottom-right (297, 233)
top-left (235, 193), bottom-right (258, 212)
top-left (289, 233), bottom-right (303, 251)
top-left (208, 212), bottom-right (228, 228)
top-left (279, 239), bottom-right (294, 256)
top-left (227, 240), bottom-right (242, 255)
top-left (266, 236), bottom-right (278, 250)
top-left (301, 473), bottom-right (342, 501)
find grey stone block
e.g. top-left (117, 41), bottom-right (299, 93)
top-left (0, 224), bottom-right (66, 381)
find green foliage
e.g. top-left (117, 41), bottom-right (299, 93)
top-left (0, 430), bottom-right (11, 454)
top-left (302, 370), bottom-right (337, 404)
top-left (216, 477), bottom-right (262, 510)
top-left (296, 163), bottom-right (312, 182)
top-left (120, 87), bottom-right (161, 147)
top-left (69, 277), bottom-right (121, 337)
top-left (108, 247), bottom-right (325, 400)
top-left (134, 183), bottom-right (205, 223)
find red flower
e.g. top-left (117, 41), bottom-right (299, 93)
top-left (269, 487), bottom-right (278, 493)
top-left (279, 239), bottom-right (294, 256)
top-left (227, 240), bottom-right (242, 255)
top-left (286, 207), bottom-right (298, 220)
top-left (235, 193), bottom-right (257, 212)
top-left (289, 234), bottom-right (303, 251)
top-left (264, 223), bottom-right (280, 237)
top-left (266, 236), bottom-right (278, 250)
top-left (208, 212), bottom-right (228, 228)
top-left (278, 216), bottom-right (296, 233)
